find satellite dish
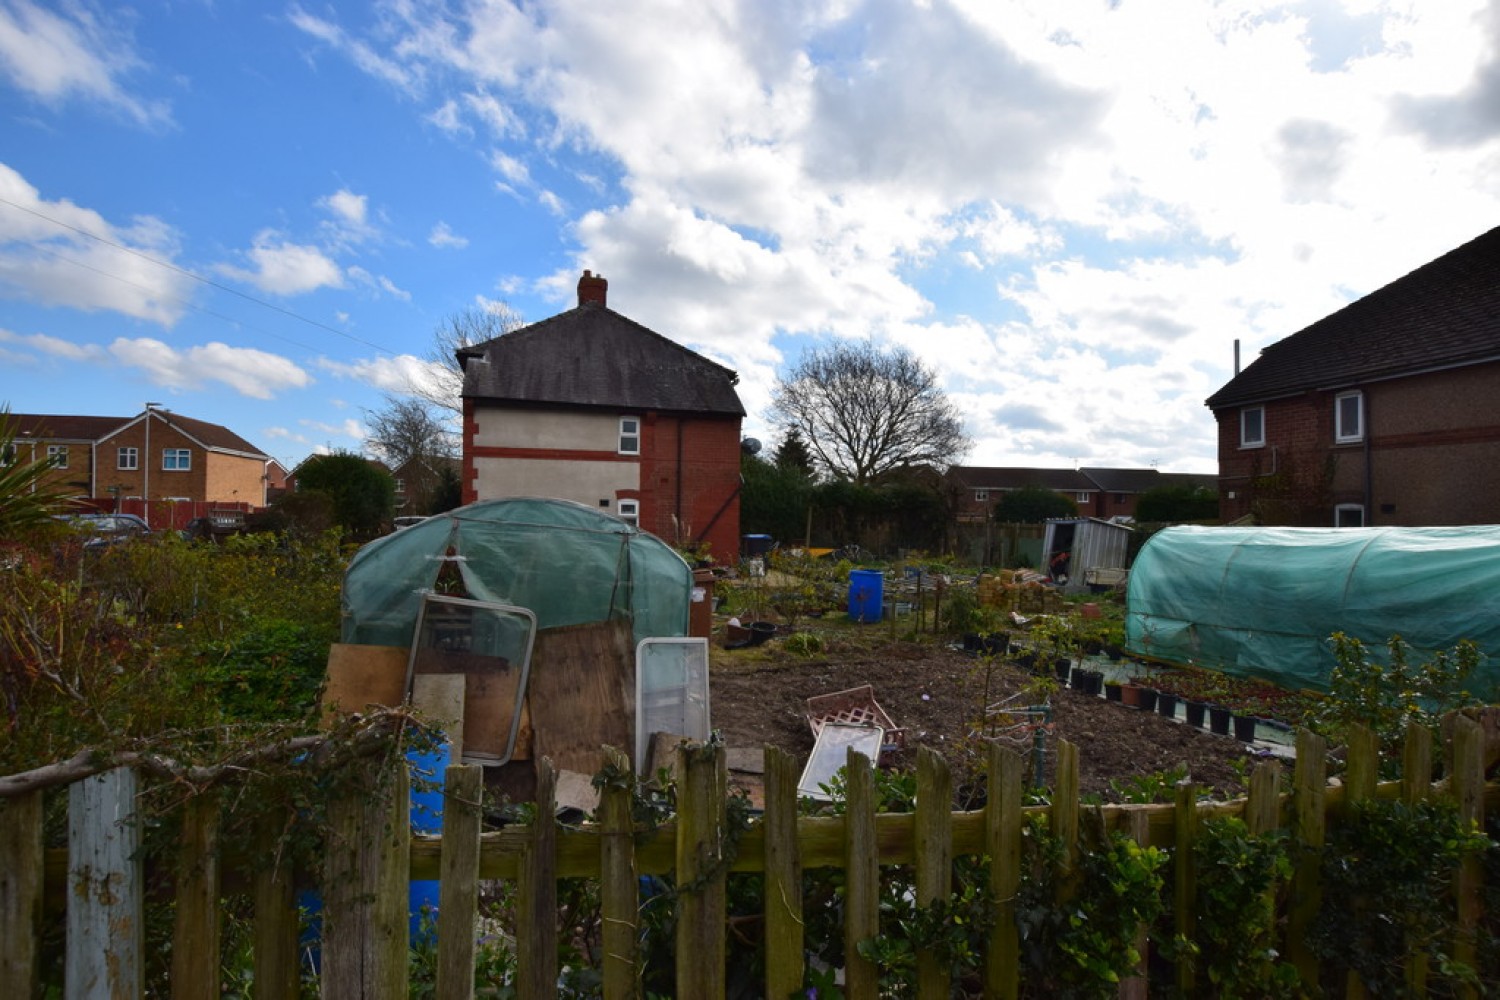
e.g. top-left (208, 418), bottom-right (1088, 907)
top-left (741, 437), bottom-right (762, 455)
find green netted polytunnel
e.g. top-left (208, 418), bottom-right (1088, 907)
top-left (1125, 524), bottom-right (1500, 695)
top-left (341, 497), bottom-right (692, 648)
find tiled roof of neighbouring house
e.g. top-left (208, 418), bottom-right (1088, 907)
top-left (461, 303), bottom-right (746, 417)
top-left (1207, 224), bottom-right (1500, 409)
top-left (12, 412), bottom-right (268, 457)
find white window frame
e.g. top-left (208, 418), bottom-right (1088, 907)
top-left (118, 447), bottom-right (138, 471)
top-left (1334, 503), bottom-right (1365, 528)
top-left (1335, 390), bottom-right (1364, 444)
top-left (617, 499), bottom-right (639, 526)
top-left (618, 417), bottom-right (641, 455)
top-left (1240, 406), bottom-right (1265, 448)
top-left (46, 445), bottom-right (68, 469)
top-left (974, 489), bottom-right (989, 502)
top-left (1074, 492), bottom-right (1091, 503)
top-left (162, 448), bottom-right (191, 471)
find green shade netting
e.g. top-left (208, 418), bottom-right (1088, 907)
top-left (341, 497), bottom-right (691, 648)
top-left (1125, 524), bottom-right (1500, 696)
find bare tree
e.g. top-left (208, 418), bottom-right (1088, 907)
top-left (417, 303), bottom-right (527, 414)
top-left (364, 395), bottom-right (456, 466)
top-left (771, 342), bottom-right (970, 484)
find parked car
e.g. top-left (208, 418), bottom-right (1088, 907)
top-left (60, 513), bottom-right (152, 549)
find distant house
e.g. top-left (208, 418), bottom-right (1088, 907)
top-left (948, 466), bottom-right (1215, 522)
top-left (1207, 225), bottom-right (1500, 527)
top-left (391, 453), bottom-right (460, 515)
top-left (459, 271), bottom-right (746, 562)
top-left (8, 408), bottom-right (272, 529)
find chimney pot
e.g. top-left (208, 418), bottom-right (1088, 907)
top-left (578, 270), bottom-right (608, 307)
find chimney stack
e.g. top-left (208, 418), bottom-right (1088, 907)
top-left (578, 270), bottom-right (608, 307)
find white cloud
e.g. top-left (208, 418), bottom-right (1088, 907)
top-left (319, 353), bottom-right (445, 398)
top-left (287, 4), bottom-right (417, 93)
top-left (0, 0), bottom-right (170, 126)
top-left (428, 222), bottom-right (468, 248)
top-left (216, 231), bottom-right (344, 296)
top-left (0, 326), bottom-right (106, 361)
top-left (103, 337), bottom-right (311, 399)
top-left (0, 161), bottom-right (192, 324)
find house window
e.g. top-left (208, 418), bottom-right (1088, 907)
top-left (1335, 391), bottom-right (1364, 443)
top-left (1334, 504), bottom-right (1365, 527)
top-left (118, 447), bottom-right (138, 471)
top-left (395, 478), bottom-right (406, 494)
top-left (1240, 406), bottom-right (1265, 448)
top-left (974, 489), bottom-right (989, 502)
top-left (46, 445), bottom-right (68, 469)
top-left (162, 449), bottom-right (191, 471)
top-left (618, 417), bottom-right (640, 455)
top-left (1074, 492), bottom-right (1090, 503)
top-left (617, 499), bottom-right (639, 526)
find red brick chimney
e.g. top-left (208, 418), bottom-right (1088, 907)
top-left (577, 270), bottom-right (607, 307)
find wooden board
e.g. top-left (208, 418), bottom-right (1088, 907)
top-left (411, 674), bottom-right (466, 758)
top-left (320, 644), bottom-right (409, 726)
top-left (526, 619), bottom-right (635, 777)
top-left (465, 673), bottom-right (533, 761)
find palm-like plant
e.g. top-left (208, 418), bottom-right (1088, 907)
top-left (0, 407), bottom-right (82, 537)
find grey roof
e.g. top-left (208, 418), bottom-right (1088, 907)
top-left (1207, 225), bottom-right (1500, 409)
top-left (461, 303), bottom-right (745, 417)
top-left (948, 466), bottom-right (1098, 492)
top-left (13, 412), bottom-right (268, 458)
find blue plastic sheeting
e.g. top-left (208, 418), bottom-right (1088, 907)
top-left (341, 497), bottom-right (692, 648)
top-left (1125, 524), bottom-right (1500, 695)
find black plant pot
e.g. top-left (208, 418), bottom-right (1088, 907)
top-left (1233, 713), bottom-right (1259, 742)
top-left (1184, 701), bottom-right (1208, 728)
top-left (1156, 692), bottom-right (1179, 719)
top-left (1137, 688), bottom-right (1159, 713)
top-left (1052, 657), bottom-right (1072, 681)
top-left (1208, 706), bottom-right (1232, 735)
top-left (1013, 651), bottom-right (1037, 672)
top-left (1104, 682), bottom-right (1123, 702)
top-left (962, 632), bottom-right (982, 652)
top-left (983, 633), bottom-right (1011, 657)
top-left (1071, 669), bottom-right (1101, 696)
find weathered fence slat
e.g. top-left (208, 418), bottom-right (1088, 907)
top-left (675, 741), bottom-right (728, 999)
top-left (1120, 807), bottom-right (1152, 1000)
top-left (0, 789), bottom-right (43, 996)
top-left (915, 747), bottom-right (953, 1000)
top-left (67, 766), bottom-right (142, 1000)
top-left (762, 746), bottom-right (804, 1000)
top-left (1450, 715), bottom-right (1483, 1000)
top-left (1343, 725), bottom-right (1379, 1000)
top-left (516, 758), bottom-right (558, 1000)
top-left (1172, 780), bottom-right (1199, 997)
top-left (436, 764), bottom-right (482, 1000)
top-left (1402, 722), bottom-right (1433, 995)
top-left (172, 794), bottom-right (222, 998)
top-left (599, 747), bottom-right (639, 1000)
top-left (251, 813), bottom-right (300, 1000)
top-left (843, 748), bottom-right (880, 1000)
top-left (984, 744), bottom-right (1022, 1000)
top-left (1052, 740), bottom-right (1080, 900)
top-left (1287, 729), bottom-right (1328, 987)
top-left (322, 760), bottom-right (410, 1000)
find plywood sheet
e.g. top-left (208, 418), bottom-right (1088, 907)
top-left (526, 618), bottom-right (635, 777)
top-left (320, 644), bottom-right (408, 726)
top-left (464, 672), bottom-right (533, 761)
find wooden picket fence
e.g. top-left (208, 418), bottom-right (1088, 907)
top-left (2, 719), bottom-right (1496, 998)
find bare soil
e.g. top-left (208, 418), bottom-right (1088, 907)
top-left (709, 628), bottom-right (1279, 803)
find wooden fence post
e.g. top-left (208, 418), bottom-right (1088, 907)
top-left (599, 747), bottom-right (639, 1000)
top-left (915, 747), bottom-right (953, 1000)
top-left (67, 765), bottom-right (142, 1000)
top-left (321, 760), bottom-right (410, 1000)
top-left (1343, 725), bottom-right (1379, 1000)
top-left (0, 789), bottom-right (43, 995)
top-left (843, 747), bottom-right (880, 1000)
top-left (1286, 729), bottom-right (1327, 987)
top-left (1173, 780), bottom-right (1200, 997)
top-left (516, 758), bottom-right (558, 1000)
top-left (1402, 722), bottom-right (1433, 994)
top-left (1052, 740), bottom-right (1080, 900)
top-left (1449, 714), bottom-right (1483, 1000)
top-left (436, 764), bottom-right (483, 1000)
top-left (984, 744), bottom-right (1023, 1000)
top-left (1119, 808), bottom-right (1152, 1000)
top-left (763, 746), bottom-right (804, 1000)
top-left (252, 811), bottom-right (300, 1000)
top-left (172, 793), bottom-right (222, 998)
top-left (675, 742), bottom-right (728, 999)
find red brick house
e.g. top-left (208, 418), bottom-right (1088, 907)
top-left (948, 466), bottom-right (1215, 522)
top-left (7, 408), bottom-right (273, 528)
top-left (459, 272), bottom-right (746, 562)
top-left (1207, 225), bottom-right (1500, 527)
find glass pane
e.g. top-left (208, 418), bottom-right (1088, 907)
top-left (635, 638), bottom-right (710, 771)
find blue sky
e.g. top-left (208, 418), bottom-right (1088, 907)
top-left (3, 0), bottom-right (1500, 474)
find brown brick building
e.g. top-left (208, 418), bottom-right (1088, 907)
top-left (8, 408), bottom-right (273, 529)
top-left (459, 272), bottom-right (746, 563)
top-left (1208, 225), bottom-right (1500, 526)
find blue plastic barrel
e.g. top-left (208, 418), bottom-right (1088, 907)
top-left (407, 742), bottom-right (450, 940)
top-left (848, 569), bottom-right (883, 623)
